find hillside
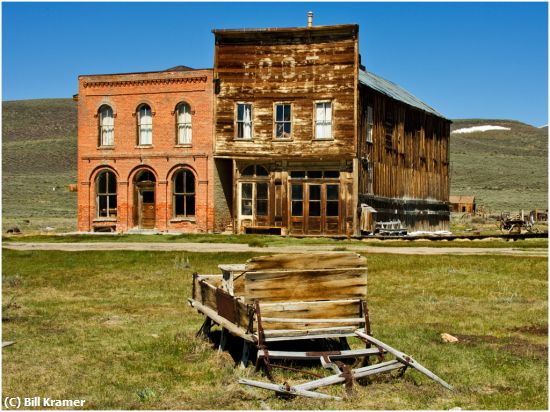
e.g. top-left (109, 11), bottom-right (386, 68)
top-left (2, 99), bottom-right (78, 232)
top-left (450, 119), bottom-right (548, 212)
top-left (1, 99), bottom-right (548, 233)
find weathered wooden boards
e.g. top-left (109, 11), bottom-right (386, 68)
top-left (355, 330), bottom-right (453, 390)
top-left (240, 330), bottom-right (453, 400)
top-left (245, 253), bottom-right (367, 271)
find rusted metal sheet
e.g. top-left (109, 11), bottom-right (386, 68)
top-left (216, 288), bottom-right (237, 323)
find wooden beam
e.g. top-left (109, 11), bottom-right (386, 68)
top-left (188, 299), bottom-right (255, 343)
top-left (257, 347), bottom-right (385, 360)
top-left (355, 330), bottom-right (453, 390)
top-left (239, 378), bottom-right (342, 401)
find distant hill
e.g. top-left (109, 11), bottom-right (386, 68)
top-left (450, 119), bottom-right (547, 212)
top-left (2, 98), bottom-right (77, 232)
top-left (1, 99), bottom-right (547, 232)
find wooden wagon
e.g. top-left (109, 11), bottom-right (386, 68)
top-left (188, 252), bottom-right (451, 399)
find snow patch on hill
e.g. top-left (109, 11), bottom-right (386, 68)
top-left (452, 125), bottom-right (511, 134)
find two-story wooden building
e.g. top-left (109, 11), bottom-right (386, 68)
top-left (77, 66), bottom-right (215, 233)
top-left (212, 21), bottom-right (451, 236)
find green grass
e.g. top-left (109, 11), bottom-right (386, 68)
top-left (2, 249), bottom-right (547, 409)
top-left (3, 232), bottom-right (549, 249)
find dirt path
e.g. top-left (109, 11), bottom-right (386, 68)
top-left (3, 242), bottom-right (547, 257)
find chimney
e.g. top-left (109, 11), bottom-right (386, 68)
top-left (307, 11), bottom-right (313, 27)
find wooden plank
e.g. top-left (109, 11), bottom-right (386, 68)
top-left (263, 331), bottom-right (359, 342)
top-left (198, 280), bottom-right (218, 311)
top-left (244, 267), bottom-right (367, 303)
top-left (245, 252), bottom-right (366, 271)
top-left (263, 325), bottom-right (356, 339)
top-left (261, 316), bottom-right (364, 331)
top-left (355, 330), bottom-right (453, 390)
top-left (187, 298), bottom-right (255, 343)
top-left (257, 347), bottom-right (385, 360)
top-left (238, 378), bottom-right (342, 401)
top-left (261, 299), bottom-right (361, 318)
top-left (294, 360), bottom-right (403, 391)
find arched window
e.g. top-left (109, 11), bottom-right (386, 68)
top-left (137, 104), bottom-right (152, 145)
top-left (176, 103), bottom-right (192, 145)
top-left (96, 170), bottom-right (117, 218)
top-left (173, 169), bottom-right (195, 218)
top-left (98, 105), bottom-right (114, 146)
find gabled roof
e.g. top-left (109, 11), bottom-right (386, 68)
top-left (359, 69), bottom-right (448, 120)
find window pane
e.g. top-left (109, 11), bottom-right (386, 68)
top-left (108, 195), bottom-right (117, 216)
top-left (326, 201), bottom-right (339, 217)
top-left (276, 105), bottom-right (283, 122)
top-left (241, 199), bottom-right (252, 216)
top-left (256, 183), bottom-right (268, 199)
top-left (185, 171), bottom-right (195, 194)
top-left (308, 171), bottom-right (322, 179)
top-left (98, 195), bottom-right (107, 217)
top-left (284, 122), bottom-right (291, 136)
top-left (237, 104), bottom-right (244, 121)
top-left (256, 200), bottom-right (268, 216)
top-left (107, 172), bottom-right (117, 193)
top-left (309, 185), bottom-right (321, 201)
top-left (283, 105), bottom-right (291, 122)
top-left (175, 172), bottom-right (184, 193)
top-left (324, 171), bottom-right (339, 178)
top-left (175, 195), bottom-right (185, 216)
top-left (291, 184), bottom-right (303, 200)
top-left (290, 171), bottom-right (305, 178)
top-left (242, 183), bottom-right (252, 199)
top-left (276, 123), bottom-right (284, 138)
top-left (242, 166), bottom-right (255, 176)
top-left (142, 191), bottom-right (154, 203)
top-left (256, 166), bottom-right (269, 176)
top-left (97, 173), bottom-right (107, 194)
top-left (187, 194), bottom-right (195, 216)
top-left (327, 184), bottom-right (339, 200)
top-left (292, 201), bottom-right (303, 217)
top-left (309, 201), bottom-right (321, 217)
top-left (237, 122), bottom-right (244, 139)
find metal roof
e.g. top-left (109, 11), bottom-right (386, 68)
top-left (359, 69), bottom-right (448, 120)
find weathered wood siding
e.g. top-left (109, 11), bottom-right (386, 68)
top-left (357, 88), bottom-right (450, 201)
top-left (214, 26), bottom-right (358, 159)
top-left (357, 87), bottom-right (451, 231)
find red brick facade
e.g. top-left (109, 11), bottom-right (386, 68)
top-left (77, 68), bottom-right (214, 233)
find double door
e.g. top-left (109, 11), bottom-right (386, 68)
top-left (290, 182), bottom-right (340, 235)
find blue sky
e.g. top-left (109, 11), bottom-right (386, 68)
top-left (2, 2), bottom-right (548, 126)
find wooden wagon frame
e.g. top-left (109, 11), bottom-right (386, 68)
top-left (188, 252), bottom-right (452, 400)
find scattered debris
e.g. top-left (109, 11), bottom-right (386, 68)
top-left (6, 227), bottom-right (21, 234)
top-left (44, 226), bottom-right (55, 232)
top-left (2, 341), bottom-right (15, 348)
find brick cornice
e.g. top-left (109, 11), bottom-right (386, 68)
top-left (83, 76), bottom-right (208, 88)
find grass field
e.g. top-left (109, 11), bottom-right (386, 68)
top-left (2, 99), bottom-right (547, 233)
top-left (2, 233), bottom-right (548, 249)
top-left (2, 249), bottom-right (547, 409)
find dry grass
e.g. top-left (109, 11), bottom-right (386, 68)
top-left (2, 250), bottom-right (547, 409)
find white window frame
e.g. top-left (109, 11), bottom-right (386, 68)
top-left (236, 103), bottom-right (253, 140)
top-left (274, 103), bottom-right (292, 139)
top-left (366, 105), bottom-right (373, 143)
top-left (177, 103), bottom-right (192, 145)
top-left (99, 105), bottom-right (114, 146)
top-left (138, 105), bottom-right (153, 145)
top-left (315, 101), bottom-right (333, 140)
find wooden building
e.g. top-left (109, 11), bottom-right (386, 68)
top-left (449, 195), bottom-right (476, 213)
top-left (212, 19), bottom-right (451, 236)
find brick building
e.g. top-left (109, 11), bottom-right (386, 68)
top-left (76, 66), bottom-right (215, 232)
